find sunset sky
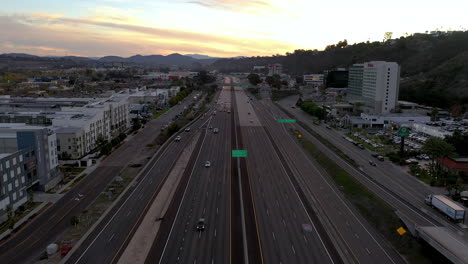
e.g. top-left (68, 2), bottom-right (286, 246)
top-left (1, 0), bottom-right (468, 57)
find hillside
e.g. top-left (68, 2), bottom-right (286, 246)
top-left (211, 31), bottom-right (468, 109)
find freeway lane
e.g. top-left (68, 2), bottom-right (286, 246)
top-left (277, 96), bottom-right (468, 233)
top-left (0, 97), bottom-right (194, 264)
top-left (65, 114), bottom-right (210, 264)
top-left (252, 98), bottom-right (403, 263)
top-left (234, 86), bottom-right (337, 264)
top-left (156, 88), bottom-right (232, 264)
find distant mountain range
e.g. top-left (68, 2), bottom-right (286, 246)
top-left (0, 53), bottom-right (225, 70)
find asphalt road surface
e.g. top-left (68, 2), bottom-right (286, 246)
top-left (156, 87), bottom-right (232, 264)
top-left (0, 96), bottom-right (195, 264)
top-left (280, 95), bottom-right (468, 233)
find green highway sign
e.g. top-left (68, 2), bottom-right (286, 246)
top-left (278, 119), bottom-right (296, 123)
top-left (232, 150), bottom-right (248, 157)
top-left (397, 126), bottom-right (410, 137)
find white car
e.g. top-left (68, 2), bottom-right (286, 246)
top-left (185, 128), bottom-right (191, 132)
top-left (205, 161), bottom-right (211, 168)
top-left (175, 136), bottom-right (181, 142)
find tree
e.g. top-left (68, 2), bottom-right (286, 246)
top-left (430, 108), bottom-right (439, 121)
top-left (383, 32), bottom-right (393, 42)
top-left (445, 130), bottom-right (468, 156)
top-left (28, 189), bottom-right (34, 205)
top-left (70, 215), bottom-right (80, 227)
top-left (422, 137), bottom-right (456, 181)
top-left (132, 118), bottom-right (141, 131)
top-left (7, 205), bottom-right (15, 230)
top-left (247, 73), bottom-right (261, 86)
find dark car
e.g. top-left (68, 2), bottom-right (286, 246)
top-left (369, 160), bottom-right (377, 166)
top-left (196, 218), bottom-right (206, 231)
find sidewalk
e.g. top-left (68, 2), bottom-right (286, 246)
top-left (0, 202), bottom-right (49, 241)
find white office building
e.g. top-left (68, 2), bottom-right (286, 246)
top-left (347, 61), bottom-right (400, 114)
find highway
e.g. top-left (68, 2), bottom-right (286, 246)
top-left (229, 78), bottom-right (339, 264)
top-left (230, 80), bottom-right (402, 264)
top-left (0, 96), bottom-right (195, 264)
top-left (154, 86), bottom-right (231, 264)
top-left (280, 95), bottom-right (468, 233)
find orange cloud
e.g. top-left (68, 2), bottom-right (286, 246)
top-left (187, 0), bottom-right (278, 14)
top-left (0, 14), bottom-right (295, 57)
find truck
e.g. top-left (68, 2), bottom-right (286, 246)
top-left (425, 194), bottom-right (465, 222)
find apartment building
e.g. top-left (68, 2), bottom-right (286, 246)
top-left (0, 95), bottom-right (130, 160)
top-left (0, 149), bottom-right (35, 223)
top-left (0, 124), bottom-right (60, 191)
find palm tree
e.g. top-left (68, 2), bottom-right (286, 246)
top-left (422, 137), bottom-right (456, 183)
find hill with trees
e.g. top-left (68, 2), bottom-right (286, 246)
top-left (211, 31), bottom-right (468, 110)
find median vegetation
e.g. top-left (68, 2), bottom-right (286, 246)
top-left (169, 88), bottom-right (192, 106)
top-left (296, 136), bottom-right (432, 263)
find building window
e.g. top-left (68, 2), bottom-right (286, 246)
top-left (19, 155), bottom-right (23, 162)
top-left (5, 160), bottom-right (9, 169)
top-left (17, 167), bottom-right (21, 174)
top-left (13, 157), bottom-right (16, 165)
top-left (3, 174), bottom-right (6, 182)
top-left (8, 183), bottom-right (12, 191)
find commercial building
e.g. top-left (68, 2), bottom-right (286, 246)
top-left (303, 74), bottom-right (324, 87)
top-left (268, 64), bottom-right (283, 76)
top-left (347, 61), bottom-right (400, 114)
top-left (324, 68), bottom-right (348, 88)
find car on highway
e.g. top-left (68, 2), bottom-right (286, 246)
top-left (205, 161), bottom-right (211, 168)
top-left (185, 128), bottom-right (191, 132)
top-left (209, 126), bottom-right (213, 129)
top-left (196, 218), bottom-right (206, 231)
top-left (175, 136), bottom-right (181, 142)
top-left (213, 128), bottom-right (219, 133)
top-left (369, 160), bottom-right (377, 166)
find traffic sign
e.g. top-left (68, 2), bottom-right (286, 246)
top-left (278, 119), bottom-right (296, 123)
top-left (397, 127), bottom-right (410, 137)
top-left (396, 226), bottom-right (407, 236)
top-left (232, 150), bottom-right (248, 157)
